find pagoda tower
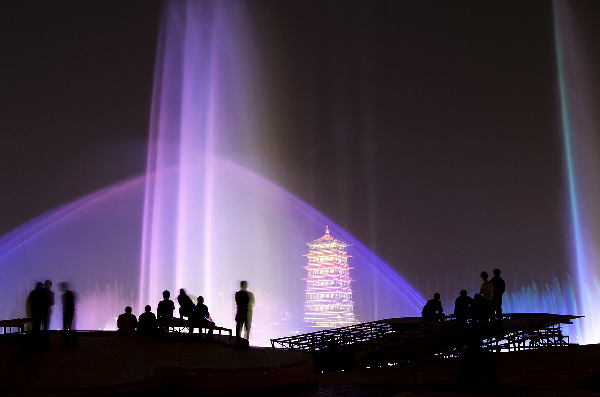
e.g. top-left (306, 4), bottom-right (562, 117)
top-left (304, 226), bottom-right (356, 327)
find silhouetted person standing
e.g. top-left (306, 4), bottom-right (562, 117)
top-left (60, 282), bottom-right (77, 348)
top-left (157, 290), bottom-right (175, 326)
top-left (491, 269), bottom-right (506, 322)
top-left (479, 271), bottom-right (493, 321)
top-left (235, 280), bottom-right (255, 349)
top-left (39, 280), bottom-right (55, 348)
top-left (422, 292), bottom-right (445, 321)
top-left (454, 290), bottom-right (472, 325)
top-left (43, 280), bottom-right (54, 330)
top-left (138, 305), bottom-right (157, 334)
top-left (29, 282), bottom-right (48, 348)
top-left (117, 306), bottom-right (137, 334)
top-left (177, 288), bottom-right (194, 325)
top-left (30, 283), bottom-right (46, 330)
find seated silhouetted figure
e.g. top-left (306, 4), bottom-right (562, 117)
top-left (177, 289), bottom-right (194, 326)
top-left (471, 294), bottom-right (488, 330)
top-left (190, 296), bottom-right (215, 340)
top-left (157, 290), bottom-right (175, 326)
top-left (422, 292), bottom-right (445, 321)
top-left (117, 306), bottom-right (137, 334)
top-left (138, 305), bottom-right (157, 334)
top-left (454, 290), bottom-right (472, 325)
top-left (458, 338), bottom-right (497, 392)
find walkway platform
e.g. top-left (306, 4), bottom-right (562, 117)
top-left (271, 313), bottom-right (582, 371)
top-left (0, 332), bottom-right (313, 396)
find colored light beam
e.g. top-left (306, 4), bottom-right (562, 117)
top-left (554, 0), bottom-right (600, 343)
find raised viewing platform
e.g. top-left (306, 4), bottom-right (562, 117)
top-left (271, 313), bottom-right (582, 371)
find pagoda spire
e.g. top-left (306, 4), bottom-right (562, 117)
top-left (325, 224), bottom-right (329, 235)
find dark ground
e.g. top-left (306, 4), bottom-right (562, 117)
top-left (3, 332), bottom-right (600, 396)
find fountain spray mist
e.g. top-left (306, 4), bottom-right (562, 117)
top-left (138, 0), bottom-right (424, 346)
top-left (554, 0), bottom-right (600, 343)
top-left (0, 2), bottom-right (424, 345)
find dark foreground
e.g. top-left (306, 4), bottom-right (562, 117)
top-left (0, 331), bottom-right (312, 396)
top-left (2, 332), bottom-right (600, 396)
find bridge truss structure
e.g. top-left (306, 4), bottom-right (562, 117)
top-left (270, 313), bottom-right (581, 371)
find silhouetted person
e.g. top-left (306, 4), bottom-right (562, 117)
top-left (117, 306), bottom-right (137, 334)
top-left (491, 268), bottom-right (506, 322)
top-left (29, 282), bottom-right (48, 348)
top-left (43, 280), bottom-right (55, 327)
top-left (157, 290), bottom-right (175, 326)
top-left (458, 338), bottom-right (497, 392)
top-left (177, 288), bottom-right (194, 326)
top-left (138, 305), bottom-right (157, 334)
top-left (60, 282), bottom-right (77, 348)
top-left (454, 290), bottom-right (472, 326)
top-left (479, 271), bottom-right (493, 321)
top-left (235, 280), bottom-right (255, 349)
top-left (471, 294), bottom-right (486, 330)
top-left (422, 292), bottom-right (445, 321)
top-left (30, 282), bottom-right (46, 329)
top-left (190, 296), bottom-right (215, 339)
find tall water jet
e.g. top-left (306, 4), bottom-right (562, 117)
top-left (138, 0), bottom-right (274, 335)
top-left (138, 0), bottom-right (424, 345)
top-left (554, 0), bottom-right (600, 344)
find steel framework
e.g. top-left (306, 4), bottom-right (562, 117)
top-left (271, 313), bottom-right (581, 371)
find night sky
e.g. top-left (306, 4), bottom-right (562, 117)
top-left (2, 1), bottom-right (600, 300)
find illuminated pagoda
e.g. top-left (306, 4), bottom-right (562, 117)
top-left (304, 226), bottom-right (356, 327)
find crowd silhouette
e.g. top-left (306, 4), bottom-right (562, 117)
top-left (21, 278), bottom-right (255, 350)
top-left (420, 270), bottom-right (505, 392)
top-left (17, 267), bottom-right (514, 395)
top-left (421, 268), bottom-right (507, 330)
top-left (26, 279), bottom-right (78, 350)
top-left (111, 281), bottom-right (254, 347)
top-left (22, 269), bottom-right (505, 357)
